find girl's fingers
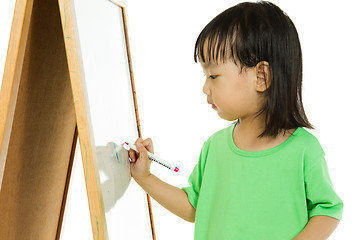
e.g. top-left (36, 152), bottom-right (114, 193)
top-left (129, 137), bottom-right (153, 163)
top-left (134, 138), bottom-right (149, 164)
top-left (134, 137), bottom-right (144, 147)
top-left (128, 138), bottom-right (143, 162)
top-left (128, 149), bottom-right (137, 162)
top-left (142, 138), bottom-right (154, 153)
top-left (129, 137), bottom-right (152, 180)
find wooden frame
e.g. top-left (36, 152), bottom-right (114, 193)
top-left (109, 2), bottom-right (157, 239)
top-left (0, 0), bottom-right (155, 239)
top-left (0, 0), bottom-right (77, 238)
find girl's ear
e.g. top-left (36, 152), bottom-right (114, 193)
top-left (255, 61), bottom-right (271, 92)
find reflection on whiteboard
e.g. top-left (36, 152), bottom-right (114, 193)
top-left (96, 142), bottom-right (131, 212)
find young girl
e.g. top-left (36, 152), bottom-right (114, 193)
top-left (129, 1), bottom-right (343, 239)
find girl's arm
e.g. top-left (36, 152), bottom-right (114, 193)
top-left (292, 215), bottom-right (340, 240)
top-left (129, 138), bottom-right (196, 222)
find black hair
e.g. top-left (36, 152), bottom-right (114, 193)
top-left (194, 1), bottom-right (313, 137)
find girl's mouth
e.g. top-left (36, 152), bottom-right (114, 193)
top-left (207, 100), bottom-right (217, 109)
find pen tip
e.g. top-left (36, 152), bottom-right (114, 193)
top-left (174, 167), bottom-right (179, 172)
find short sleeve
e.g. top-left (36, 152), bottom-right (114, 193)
top-left (305, 148), bottom-right (343, 220)
top-left (182, 141), bottom-right (210, 209)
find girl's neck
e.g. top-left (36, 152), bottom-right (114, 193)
top-left (233, 117), bottom-right (295, 152)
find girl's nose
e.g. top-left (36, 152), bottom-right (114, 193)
top-left (202, 79), bottom-right (211, 96)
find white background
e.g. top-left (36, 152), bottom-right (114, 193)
top-left (1, 0), bottom-right (359, 239)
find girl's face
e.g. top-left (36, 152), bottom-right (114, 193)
top-left (201, 60), bottom-right (266, 122)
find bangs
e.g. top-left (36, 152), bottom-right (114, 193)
top-left (194, 19), bottom-right (240, 64)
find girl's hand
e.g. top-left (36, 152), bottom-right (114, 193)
top-left (129, 138), bottom-right (154, 183)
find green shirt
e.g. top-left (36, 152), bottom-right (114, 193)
top-left (182, 124), bottom-right (343, 240)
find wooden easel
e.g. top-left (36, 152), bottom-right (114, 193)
top-left (0, 0), bottom-right (155, 239)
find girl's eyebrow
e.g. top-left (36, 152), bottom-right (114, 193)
top-left (201, 62), bottom-right (218, 69)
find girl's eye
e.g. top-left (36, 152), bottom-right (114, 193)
top-left (209, 75), bottom-right (217, 80)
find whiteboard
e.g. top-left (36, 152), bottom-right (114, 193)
top-left (72, 0), bottom-right (153, 238)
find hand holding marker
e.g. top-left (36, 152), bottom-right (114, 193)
top-left (123, 142), bottom-right (179, 172)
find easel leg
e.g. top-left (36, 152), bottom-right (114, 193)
top-left (56, 125), bottom-right (78, 239)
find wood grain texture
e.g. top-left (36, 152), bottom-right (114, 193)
top-left (122, 7), bottom-right (156, 240)
top-left (0, 0), bottom-right (77, 238)
top-left (0, 0), bottom-right (33, 189)
top-left (58, 0), bottom-right (108, 239)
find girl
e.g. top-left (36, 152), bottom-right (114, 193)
top-left (129, 1), bottom-right (343, 239)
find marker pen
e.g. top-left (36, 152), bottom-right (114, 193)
top-left (123, 142), bottom-right (179, 172)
